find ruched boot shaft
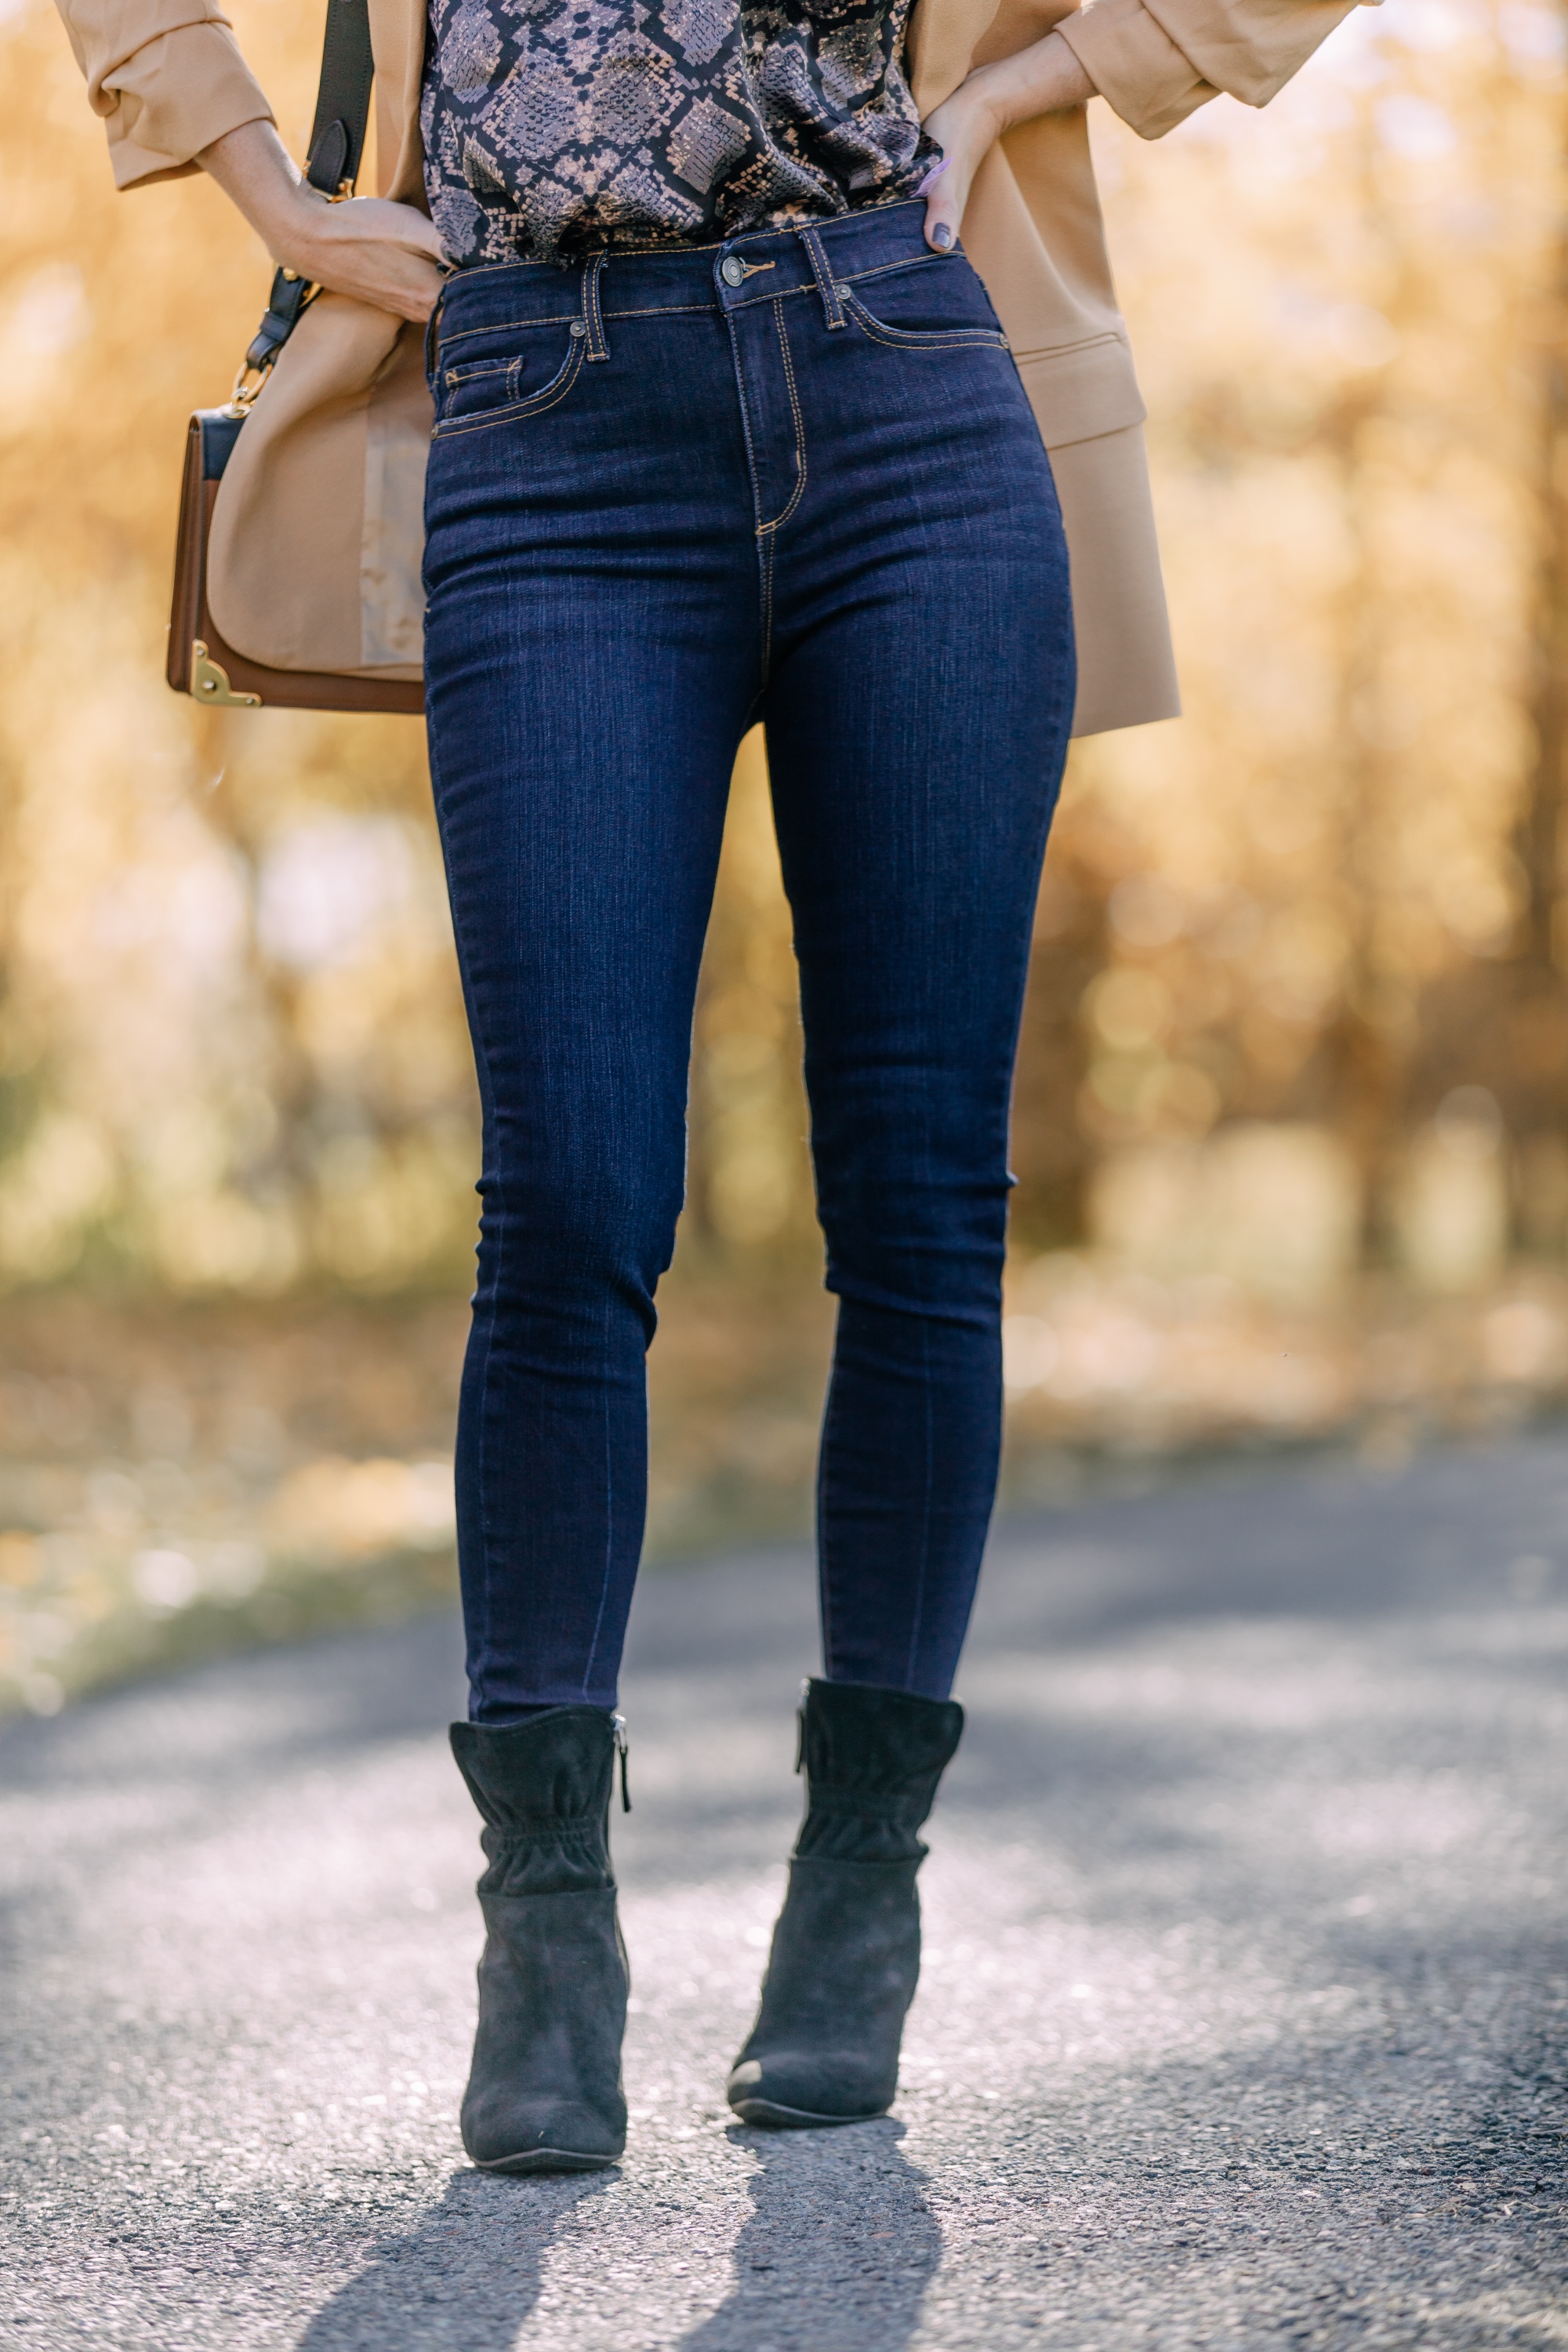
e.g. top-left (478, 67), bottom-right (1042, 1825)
top-left (451, 1708), bottom-right (629, 2172)
top-left (728, 1679), bottom-right (963, 2127)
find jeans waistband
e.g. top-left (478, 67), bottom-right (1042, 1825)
top-left (434, 200), bottom-right (944, 348)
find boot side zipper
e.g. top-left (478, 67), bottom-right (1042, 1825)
top-left (612, 1711), bottom-right (631, 1812)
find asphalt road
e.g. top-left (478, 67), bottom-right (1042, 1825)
top-left (2, 1439), bottom-right (1566, 2350)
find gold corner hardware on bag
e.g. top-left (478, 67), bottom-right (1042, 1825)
top-left (191, 642), bottom-right (261, 708)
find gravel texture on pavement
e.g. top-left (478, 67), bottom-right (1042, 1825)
top-left (2, 1439), bottom-right (1566, 2350)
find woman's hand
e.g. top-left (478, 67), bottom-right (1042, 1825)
top-left (920, 29), bottom-right (1095, 253)
top-left (197, 119), bottom-right (447, 324)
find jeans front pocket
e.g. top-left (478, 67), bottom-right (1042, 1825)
top-left (838, 254), bottom-right (1009, 354)
top-left (433, 318), bottom-right (589, 437)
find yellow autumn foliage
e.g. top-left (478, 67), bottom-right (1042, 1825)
top-left (1, 0), bottom-right (1565, 1307)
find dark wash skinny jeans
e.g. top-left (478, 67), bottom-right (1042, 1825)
top-left (422, 201), bottom-right (1076, 1720)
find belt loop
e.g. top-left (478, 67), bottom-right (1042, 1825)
top-left (798, 226), bottom-right (845, 330)
top-left (582, 253), bottom-right (611, 361)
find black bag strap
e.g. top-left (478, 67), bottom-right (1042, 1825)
top-left (243, 0), bottom-right (376, 376)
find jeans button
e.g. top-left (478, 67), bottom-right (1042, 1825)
top-left (720, 254), bottom-right (746, 288)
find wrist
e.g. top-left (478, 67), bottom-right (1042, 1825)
top-left (267, 179), bottom-right (328, 250)
top-left (982, 29), bottom-right (1094, 134)
top-left (967, 63), bottom-right (1022, 141)
top-left (262, 180), bottom-right (332, 268)
top-left (971, 79), bottom-right (1015, 151)
top-left (929, 69), bottom-right (1008, 154)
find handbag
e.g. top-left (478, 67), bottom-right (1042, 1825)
top-left (166, 0), bottom-right (425, 713)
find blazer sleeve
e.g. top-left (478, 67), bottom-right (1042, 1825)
top-left (53, 0), bottom-right (274, 187)
top-left (1057, 0), bottom-right (1381, 140)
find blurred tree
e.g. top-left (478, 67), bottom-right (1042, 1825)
top-left (4, 0), bottom-right (1568, 1312)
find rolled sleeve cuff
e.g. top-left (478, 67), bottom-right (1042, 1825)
top-left (97, 19), bottom-right (273, 187)
top-left (1057, 0), bottom-right (1218, 140)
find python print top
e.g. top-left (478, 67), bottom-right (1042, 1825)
top-left (420, 0), bottom-right (933, 266)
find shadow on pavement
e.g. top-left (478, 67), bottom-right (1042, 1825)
top-left (292, 2167), bottom-right (613, 2352)
top-left (678, 2121), bottom-right (941, 2352)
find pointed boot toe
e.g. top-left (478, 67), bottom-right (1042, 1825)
top-left (464, 2103), bottom-right (624, 2173)
top-left (726, 2051), bottom-right (894, 2128)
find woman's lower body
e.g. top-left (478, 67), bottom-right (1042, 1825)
top-left (423, 200), bottom-right (1076, 2165)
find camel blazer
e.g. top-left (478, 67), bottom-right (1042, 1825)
top-left (56, 0), bottom-right (1371, 733)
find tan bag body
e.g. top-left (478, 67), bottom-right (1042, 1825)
top-left (166, 0), bottom-right (427, 713)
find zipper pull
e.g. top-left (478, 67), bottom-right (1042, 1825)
top-left (794, 1679), bottom-right (810, 1775)
top-left (612, 1711), bottom-right (631, 1813)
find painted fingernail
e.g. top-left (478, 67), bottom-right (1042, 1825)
top-left (916, 154), bottom-right (951, 197)
top-left (931, 221), bottom-right (954, 250)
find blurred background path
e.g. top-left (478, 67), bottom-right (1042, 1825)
top-left (5, 7), bottom-right (1568, 2340)
top-left (2, 1438), bottom-right (1565, 2351)
top-left (14, 0), bottom-right (1568, 1724)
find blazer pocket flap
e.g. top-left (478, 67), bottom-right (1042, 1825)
top-left (1012, 332), bottom-right (1148, 451)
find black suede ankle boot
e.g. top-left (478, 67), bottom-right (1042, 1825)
top-left (727, 1678), bottom-right (964, 2129)
top-left (450, 1707), bottom-right (630, 2172)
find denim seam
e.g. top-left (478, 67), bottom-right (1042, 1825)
top-left (727, 358), bottom-right (775, 670)
top-left (579, 1290), bottom-right (615, 1702)
top-left (432, 336), bottom-right (586, 438)
top-left (440, 301), bottom-right (712, 355)
top-left (835, 253), bottom-right (956, 291)
top-left (851, 318), bottom-right (1007, 354)
top-left (583, 254), bottom-right (611, 361)
top-left (726, 312), bottom-right (766, 535)
top-left (443, 274), bottom-right (936, 343)
top-left (903, 1312), bottom-right (934, 1686)
top-left (841, 290), bottom-right (1007, 354)
top-left (441, 311), bottom-right (580, 346)
top-left (426, 724), bottom-right (504, 1717)
top-left (444, 358), bottom-right (521, 387)
top-left (817, 1377), bottom-right (839, 1681)
top-left (755, 297), bottom-right (808, 539)
top-left (602, 300), bottom-right (714, 320)
top-left (758, 532), bottom-right (776, 680)
top-left (798, 223), bottom-right (846, 329)
top-left (724, 278), bottom-right (816, 318)
top-left (442, 276), bottom-right (982, 350)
